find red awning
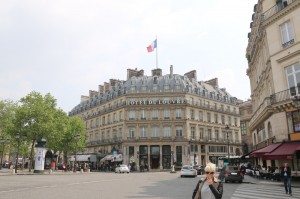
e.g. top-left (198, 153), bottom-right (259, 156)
top-left (250, 143), bottom-right (281, 158)
top-left (263, 142), bottom-right (300, 160)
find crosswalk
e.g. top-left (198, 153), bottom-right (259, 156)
top-left (231, 183), bottom-right (300, 199)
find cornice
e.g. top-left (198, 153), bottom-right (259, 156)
top-left (263, 1), bottom-right (300, 27)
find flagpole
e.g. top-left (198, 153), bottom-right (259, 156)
top-left (156, 36), bottom-right (158, 69)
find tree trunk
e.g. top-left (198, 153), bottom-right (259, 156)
top-left (28, 140), bottom-right (35, 172)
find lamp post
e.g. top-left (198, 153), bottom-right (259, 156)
top-left (225, 125), bottom-right (230, 166)
top-left (15, 132), bottom-right (21, 174)
top-left (74, 134), bottom-right (80, 172)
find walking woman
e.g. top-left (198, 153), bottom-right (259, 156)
top-left (281, 163), bottom-right (292, 196)
top-left (192, 162), bottom-right (223, 199)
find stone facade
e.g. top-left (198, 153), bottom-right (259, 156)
top-left (246, 0), bottom-right (300, 150)
top-left (69, 67), bottom-right (242, 170)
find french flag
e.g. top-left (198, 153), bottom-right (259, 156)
top-left (147, 39), bottom-right (157, 53)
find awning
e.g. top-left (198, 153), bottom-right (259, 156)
top-left (263, 142), bottom-right (300, 160)
top-left (70, 155), bottom-right (92, 162)
top-left (99, 154), bottom-right (123, 163)
top-left (250, 143), bottom-right (281, 158)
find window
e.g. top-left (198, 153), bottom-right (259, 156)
top-left (176, 126), bottom-right (183, 137)
top-left (234, 118), bottom-right (237, 126)
top-left (152, 110), bottom-right (158, 119)
top-left (164, 109), bottom-right (170, 119)
top-left (152, 127), bottom-right (158, 137)
top-left (228, 116), bottom-right (231, 125)
top-left (129, 128), bottom-right (135, 138)
top-left (141, 110), bottom-right (146, 120)
top-left (207, 112), bottom-right (211, 122)
top-left (199, 128), bottom-right (204, 140)
top-left (176, 109), bottom-right (182, 119)
top-left (235, 131), bottom-right (239, 143)
top-left (199, 111), bottom-right (203, 122)
top-left (280, 20), bottom-right (294, 48)
top-left (221, 115), bottom-right (225, 124)
top-left (190, 109), bottom-right (195, 120)
top-left (214, 113), bottom-right (218, 123)
top-left (286, 63), bottom-right (300, 96)
top-left (208, 129), bottom-right (211, 141)
top-left (241, 122), bottom-right (247, 135)
top-left (163, 127), bottom-right (171, 137)
top-left (129, 110), bottom-right (136, 120)
top-left (191, 127), bottom-right (195, 139)
top-left (215, 130), bottom-right (219, 142)
top-left (119, 111), bottom-right (123, 120)
top-left (140, 127), bottom-right (147, 137)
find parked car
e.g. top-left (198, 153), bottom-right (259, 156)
top-left (180, 165), bottom-right (197, 178)
top-left (193, 165), bottom-right (205, 175)
top-left (225, 166), bottom-right (243, 183)
top-left (115, 165), bottom-right (130, 173)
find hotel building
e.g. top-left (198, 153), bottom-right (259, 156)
top-left (69, 67), bottom-right (242, 170)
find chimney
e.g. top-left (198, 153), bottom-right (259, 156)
top-left (151, 68), bottom-right (162, 76)
top-left (127, 68), bottom-right (144, 79)
top-left (98, 85), bottom-right (104, 93)
top-left (89, 90), bottom-right (98, 98)
top-left (184, 70), bottom-right (197, 81)
top-left (204, 78), bottom-right (219, 88)
top-left (170, 65), bottom-right (173, 77)
top-left (104, 82), bottom-right (110, 92)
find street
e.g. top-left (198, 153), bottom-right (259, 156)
top-left (0, 171), bottom-right (299, 199)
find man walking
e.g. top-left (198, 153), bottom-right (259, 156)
top-left (281, 163), bottom-right (292, 196)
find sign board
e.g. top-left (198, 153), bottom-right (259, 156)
top-left (34, 147), bottom-right (46, 171)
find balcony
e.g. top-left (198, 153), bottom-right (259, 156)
top-left (262, 0), bottom-right (296, 22)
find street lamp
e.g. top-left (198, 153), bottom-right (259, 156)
top-left (74, 134), bottom-right (80, 172)
top-left (15, 132), bottom-right (21, 173)
top-left (0, 137), bottom-right (10, 169)
top-left (225, 125), bottom-right (230, 166)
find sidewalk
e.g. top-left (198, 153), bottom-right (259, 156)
top-left (243, 174), bottom-right (300, 188)
top-left (0, 168), bottom-right (91, 175)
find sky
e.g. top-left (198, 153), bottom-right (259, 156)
top-left (0, 0), bottom-right (257, 113)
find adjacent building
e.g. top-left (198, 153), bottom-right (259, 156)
top-left (246, 0), bottom-right (300, 169)
top-left (69, 67), bottom-right (242, 171)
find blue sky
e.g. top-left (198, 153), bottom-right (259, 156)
top-left (0, 0), bottom-right (257, 112)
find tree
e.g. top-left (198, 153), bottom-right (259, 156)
top-left (61, 116), bottom-right (86, 165)
top-left (13, 91), bottom-right (58, 172)
top-left (0, 99), bottom-right (17, 166)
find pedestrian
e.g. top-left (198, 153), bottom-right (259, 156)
top-left (281, 163), bottom-right (292, 196)
top-left (192, 162), bottom-right (223, 199)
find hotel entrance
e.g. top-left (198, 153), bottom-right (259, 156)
top-left (162, 145), bottom-right (171, 169)
top-left (150, 145), bottom-right (160, 169)
top-left (139, 145), bottom-right (148, 169)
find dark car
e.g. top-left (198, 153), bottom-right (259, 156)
top-left (225, 166), bottom-right (243, 183)
top-left (193, 165), bottom-right (205, 175)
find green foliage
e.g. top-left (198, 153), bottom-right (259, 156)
top-left (246, 53), bottom-right (251, 63)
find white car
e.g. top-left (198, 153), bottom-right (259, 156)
top-left (115, 165), bottom-right (130, 173)
top-left (180, 165), bottom-right (197, 177)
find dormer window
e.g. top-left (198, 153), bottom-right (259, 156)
top-left (164, 84), bottom-right (169, 90)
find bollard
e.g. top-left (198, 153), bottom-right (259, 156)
top-left (49, 169), bottom-right (52, 174)
top-left (88, 169), bottom-right (90, 173)
top-left (12, 169), bottom-right (15, 174)
top-left (80, 169), bottom-right (83, 173)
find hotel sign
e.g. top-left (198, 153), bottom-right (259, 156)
top-left (127, 99), bottom-right (186, 105)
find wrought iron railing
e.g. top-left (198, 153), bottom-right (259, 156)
top-left (262, 0), bottom-right (296, 21)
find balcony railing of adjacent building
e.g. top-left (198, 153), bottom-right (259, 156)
top-left (249, 97), bottom-right (271, 126)
top-left (262, 0), bottom-right (296, 21)
top-left (249, 89), bottom-right (297, 129)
